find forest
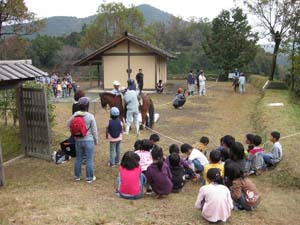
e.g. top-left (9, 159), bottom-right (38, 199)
top-left (0, 1), bottom-right (299, 94)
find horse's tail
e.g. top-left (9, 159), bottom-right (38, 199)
top-left (149, 98), bottom-right (155, 128)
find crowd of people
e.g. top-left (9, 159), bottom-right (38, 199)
top-left (60, 92), bottom-right (282, 222)
top-left (55, 67), bottom-right (284, 223)
top-left (49, 72), bottom-right (77, 98)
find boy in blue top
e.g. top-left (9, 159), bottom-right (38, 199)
top-left (263, 131), bottom-right (283, 167)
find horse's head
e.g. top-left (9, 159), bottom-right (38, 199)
top-left (99, 93), bottom-right (108, 109)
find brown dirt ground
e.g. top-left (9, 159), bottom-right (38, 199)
top-left (1, 81), bottom-right (300, 225)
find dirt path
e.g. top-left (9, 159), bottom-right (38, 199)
top-left (1, 81), bottom-right (300, 225)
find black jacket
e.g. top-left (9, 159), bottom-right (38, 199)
top-left (170, 166), bottom-right (185, 191)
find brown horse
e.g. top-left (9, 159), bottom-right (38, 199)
top-left (99, 92), bottom-right (155, 128)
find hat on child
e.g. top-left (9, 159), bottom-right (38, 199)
top-left (113, 80), bottom-right (120, 86)
top-left (78, 97), bottom-right (90, 106)
top-left (177, 87), bottom-right (183, 93)
top-left (110, 107), bottom-right (120, 116)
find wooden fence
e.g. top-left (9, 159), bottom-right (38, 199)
top-left (18, 87), bottom-right (51, 161)
top-left (0, 143), bottom-right (4, 186)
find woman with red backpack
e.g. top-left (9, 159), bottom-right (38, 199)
top-left (67, 97), bottom-right (98, 184)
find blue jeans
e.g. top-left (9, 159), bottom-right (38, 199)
top-left (192, 159), bottom-right (204, 173)
top-left (75, 140), bottom-right (94, 180)
top-left (62, 88), bottom-right (68, 98)
top-left (263, 153), bottom-right (273, 165)
top-left (110, 141), bottom-right (121, 166)
top-left (117, 173), bottom-right (146, 200)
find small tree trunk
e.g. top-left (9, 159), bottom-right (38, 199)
top-left (270, 33), bottom-right (282, 81)
top-left (290, 38), bottom-right (296, 91)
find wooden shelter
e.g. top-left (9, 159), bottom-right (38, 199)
top-left (0, 60), bottom-right (50, 186)
top-left (74, 32), bottom-right (175, 90)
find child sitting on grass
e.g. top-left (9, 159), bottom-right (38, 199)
top-left (146, 147), bottom-right (173, 197)
top-left (169, 153), bottom-right (185, 193)
top-left (219, 135), bottom-right (235, 162)
top-left (149, 133), bottom-right (160, 150)
top-left (225, 142), bottom-right (246, 173)
top-left (181, 143), bottom-right (209, 175)
top-left (225, 162), bottom-right (261, 211)
top-left (195, 168), bottom-right (233, 223)
top-left (106, 107), bottom-right (123, 167)
top-left (165, 144), bottom-right (196, 179)
top-left (134, 139), bottom-right (153, 194)
top-left (203, 150), bottom-right (224, 185)
top-left (117, 151), bottom-right (145, 200)
top-left (245, 133), bottom-right (255, 153)
top-left (245, 135), bottom-right (265, 175)
top-left (263, 131), bottom-right (282, 167)
top-left (193, 136), bottom-right (209, 155)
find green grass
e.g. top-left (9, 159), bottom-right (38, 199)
top-left (249, 75), bottom-right (268, 90)
top-left (0, 125), bottom-right (21, 162)
top-left (254, 89), bottom-right (300, 188)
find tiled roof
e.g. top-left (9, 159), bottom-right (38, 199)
top-left (0, 60), bottom-right (47, 82)
top-left (74, 32), bottom-right (175, 66)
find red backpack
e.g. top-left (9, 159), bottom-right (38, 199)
top-left (70, 115), bottom-right (88, 137)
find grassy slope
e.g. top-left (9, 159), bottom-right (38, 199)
top-left (1, 81), bottom-right (300, 225)
top-left (254, 90), bottom-right (300, 188)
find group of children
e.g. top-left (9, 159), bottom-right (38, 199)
top-left (105, 106), bottom-right (283, 222)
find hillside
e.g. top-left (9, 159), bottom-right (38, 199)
top-left (29, 4), bottom-right (173, 37)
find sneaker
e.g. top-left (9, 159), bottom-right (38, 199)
top-left (74, 177), bottom-right (80, 181)
top-left (191, 174), bottom-right (200, 181)
top-left (86, 176), bottom-right (96, 184)
top-left (145, 189), bottom-right (153, 195)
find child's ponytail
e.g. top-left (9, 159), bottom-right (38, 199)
top-left (151, 147), bottom-right (164, 171)
top-left (207, 168), bottom-right (223, 185)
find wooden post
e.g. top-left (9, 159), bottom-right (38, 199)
top-left (0, 143), bottom-right (5, 186)
top-left (97, 64), bottom-right (100, 88)
top-left (127, 40), bottom-right (131, 79)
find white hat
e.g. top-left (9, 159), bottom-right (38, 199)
top-left (113, 80), bottom-right (120, 86)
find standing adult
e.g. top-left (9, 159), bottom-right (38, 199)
top-left (50, 72), bottom-right (59, 98)
top-left (61, 78), bottom-right (68, 98)
top-left (67, 97), bottom-right (98, 183)
top-left (233, 68), bottom-right (240, 92)
top-left (239, 73), bottom-right (246, 94)
top-left (187, 70), bottom-right (195, 96)
top-left (124, 88), bottom-right (140, 135)
top-left (136, 69), bottom-right (144, 96)
top-left (196, 69), bottom-right (201, 94)
top-left (66, 72), bottom-right (73, 96)
top-left (199, 70), bottom-right (207, 96)
top-left (127, 78), bottom-right (136, 91)
top-left (111, 80), bottom-right (122, 95)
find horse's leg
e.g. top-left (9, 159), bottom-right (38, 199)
top-left (141, 107), bottom-right (147, 130)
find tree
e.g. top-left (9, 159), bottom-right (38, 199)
top-left (80, 2), bottom-right (145, 50)
top-left (28, 35), bottom-right (62, 68)
top-left (0, 35), bottom-right (29, 59)
top-left (0, 0), bottom-right (44, 38)
top-left (204, 8), bottom-right (258, 80)
top-left (281, 1), bottom-right (300, 93)
top-left (244, 0), bottom-right (294, 80)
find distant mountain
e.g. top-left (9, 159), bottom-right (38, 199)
top-left (137, 4), bottom-right (173, 25)
top-left (36, 15), bottom-right (96, 37)
top-left (27, 4), bottom-right (173, 38)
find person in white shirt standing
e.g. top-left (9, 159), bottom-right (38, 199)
top-left (199, 70), bottom-right (207, 96)
top-left (238, 73), bottom-right (246, 94)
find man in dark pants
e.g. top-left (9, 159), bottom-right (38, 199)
top-left (136, 68), bottom-right (144, 95)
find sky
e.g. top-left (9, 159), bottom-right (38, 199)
top-left (24, 0), bottom-right (237, 20)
